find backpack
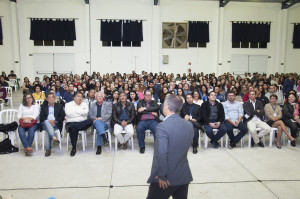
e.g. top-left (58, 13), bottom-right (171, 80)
top-left (0, 137), bottom-right (19, 154)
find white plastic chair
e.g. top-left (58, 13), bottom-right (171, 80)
top-left (225, 128), bottom-right (244, 148)
top-left (93, 128), bottom-right (112, 150)
top-left (4, 86), bottom-right (13, 107)
top-left (204, 129), bottom-right (224, 148)
top-left (66, 130), bottom-right (87, 151)
top-left (41, 129), bottom-right (62, 151)
top-left (8, 79), bottom-right (17, 92)
top-left (35, 100), bottom-right (44, 106)
top-left (248, 128), bottom-right (266, 147)
top-left (0, 109), bottom-right (19, 147)
top-left (114, 130), bottom-right (134, 151)
top-left (0, 103), bottom-right (3, 111)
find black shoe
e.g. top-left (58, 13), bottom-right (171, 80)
top-left (251, 138), bottom-right (255, 147)
top-left (96, 146), bottom-right (102, 155)
top-left (212, 142), bottom-right (219, 149)
top-left (229, 141), bottom-right (235, 149)
top-left (70, 148), bottom-right (76, 157)
top-left (45, 150), bottom-right (51, 157)
top-left (140, 147), bottom-right (145, 154)
top-left (258, 141), bottom-right (264, 148)
top-left (276, 145), bottom-right (282, 149)
top-left (291, 140), bottom-right (296, 147)
top-left (101, 134), bottom-right (109, 146)
top-left (193, 147), bottom-right (198, 154)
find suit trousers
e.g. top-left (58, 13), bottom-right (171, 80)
top-left (114, 124), bottom-right (134, 144)
top-left (67, 119), bottom-right (93, 149)
top-left (247, 120), bottom-right (271, 144)
top-left (147, 183), bottom-right (189, 199)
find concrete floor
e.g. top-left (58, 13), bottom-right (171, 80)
top-left (0, 89), bottom-right (300, 199)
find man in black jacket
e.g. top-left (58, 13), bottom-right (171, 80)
top-left (201, 91), bottom-right (227, 148)
top-left (112, 92), bottom-right (136, 150)
top-left (40, 93), bottom-right (65, 156)
top-left (243, 90), bottom-right (271, 147)
top-left (181, 93), bottom-right (202, 154)
top-left (136, 90), bottom-right (160, 154)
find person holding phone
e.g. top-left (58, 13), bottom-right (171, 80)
top-left (201, 91), bottom-right (227, 148)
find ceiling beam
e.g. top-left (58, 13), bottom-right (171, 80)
top-left (154, 0), bottom-right (159, 6)
top-left (9, 0), bottom-right (16, 2)
top-left (282, 0), bottom-right (300, 9)
top-left (84, 0), bottom-right (89, 4)
top-left (220, 0), bottom-right (231, 7)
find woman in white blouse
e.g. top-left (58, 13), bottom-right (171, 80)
top-left (192, 90), bottom-right (203, 106)
top-left (17, 92), bottom-right (40, 155)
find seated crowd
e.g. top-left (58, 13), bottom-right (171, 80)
top-left (4, 70), bottom-right (299, 157)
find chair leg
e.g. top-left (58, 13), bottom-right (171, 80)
top-left (248, 132), bottom-right (252, 148)
top-left (66, 133), bottom-right (69, 151)
top-left (131, 137), bottom-right (134, 150)
top-left (81, 132), bottom-right (85, 151)
top-left (93, 130), bottom-right (96, 150)
top-left (15, 131), bottom-right (20, 148)
top-left (198, 130), bottom-right (201, 149)
top-left (56, 130), bottom-right (62, 150)
top-left (204, 133), bottom-right (208, 148)
top-left (115, 137), bottom-right (118, 151)
top-left (34, 132), bottom-right (38, 151)
top-left (107, 131), bottom-right (112, 149)
top-left (269, 129), bottom-right (274, 147)
top-left (225, 134), bottom-right (229, 148)
top-left (42, 131), bottom-right (45, 151)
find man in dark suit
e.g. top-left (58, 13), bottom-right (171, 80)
top-left (201, 91), bottom-right (227, 148)
top-left (243, 90), bottom-right (271, 147)
top-left (147, 94), bottom-right (193, 199)
top-left (40, 92), bottom-right (65, 157)
top-left (181, 93), bottom-right (202, 154)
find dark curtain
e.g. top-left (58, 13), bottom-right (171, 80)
top-left (188, 21), bottom-right (209, 43)
top-left (123, 20), bottom-right (143, 42)
top-left (0, 18), bottom-right (3, 40)
top-left (232, 22), bottom-right (270, 43)
top-left (100, 20), bottom-right (122, 41)
top-left (292, 24), bottom-right (300, 45)
top-left (30, 18), bottom-right (76, 40)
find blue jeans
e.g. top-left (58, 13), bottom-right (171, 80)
top-left (42, 120), bottom-right (58, 150)
top-left (94, 120), bottom-right (108, 146)
top-left (18, 123), bottom-right (40, 148)
top-left (224, 121), bottom-right (248, 144)
top-left (136, 120), bottom-right (158, 148)
top-left (204, 123), bottom-right (227, 145)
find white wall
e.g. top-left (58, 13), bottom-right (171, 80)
top-left (0, 0), bottom-right (15, 75)
top-left (17, 0), bottom-right (88, 81)
top-left (285, 3), bottom-right (300, 73)
top-left (0, 0), bottom-right (299, 82)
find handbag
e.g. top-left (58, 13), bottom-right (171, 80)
top-left (19, 119), bottom-right (38, 128)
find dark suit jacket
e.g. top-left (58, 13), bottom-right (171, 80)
top-left (40, 101), bottom-right (65, 132)
top-left (282, 102), bottom-right (300, 122)
top-left (147, 114), bottom-right (193, 186)
top-left (200, 100), bottom-right (225, 125)
top-left (243, 100), bottom-right (265, 123)
top-left (181, 103), bottom-right (202, 128)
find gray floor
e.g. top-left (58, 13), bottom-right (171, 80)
top-left (0, 89), bottom-right (300, 199)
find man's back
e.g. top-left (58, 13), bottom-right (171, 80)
top-left (147, 114), bottom-right (193, 186)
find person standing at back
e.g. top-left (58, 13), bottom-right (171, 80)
top-left (147, 94), bottom-right (193, 199)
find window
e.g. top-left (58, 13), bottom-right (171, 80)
top-left (162, 22), bottom-right (187, 48)
top-left (232, 42), bottom-right (267, 49)
top-left (294, 43), bottom-right (300, 49)
top-left (189, 42), bottom-right (207, 48)
top-left (0, 39), bottom-right (3, 45)
top-left (33, 40), bottom-right (74, 46)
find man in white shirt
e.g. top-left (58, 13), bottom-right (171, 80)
top-left (65, 91), bottom-right (93, 156)
top-left (265, 84), bottom-right (283, 105)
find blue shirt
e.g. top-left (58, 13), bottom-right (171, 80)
top-left (63, 91), bottom-right (74, 103)
top-left (216, 93), bottom-right (225, 102)
top-left (119, 104), bottom-right (129, 121)
top-left (200, 92), bottom-right (207, 101)
top-left (96, 104), bottom-right (102, 118)
top-left (223, 100), bottom-right (243, 121)
top-left (47, 104), bottom-right (55, 121)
